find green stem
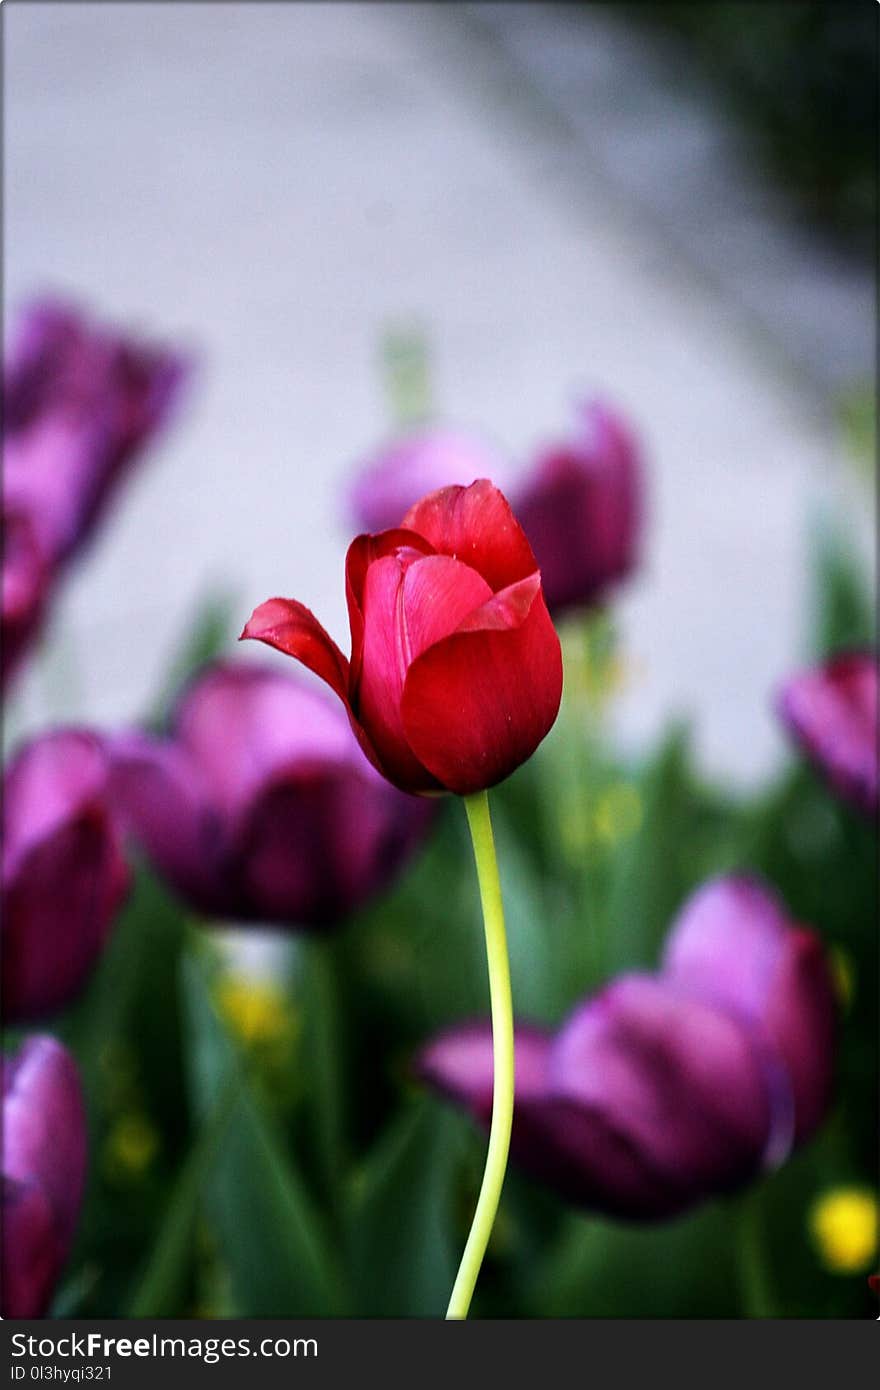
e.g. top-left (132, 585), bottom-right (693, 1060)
top-left (736, 1189), bottom-right (777, 1318)
top-left (446, 791), bottom-right (514, 1320)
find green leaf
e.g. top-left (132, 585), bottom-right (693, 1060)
top-left (181, 948), bottom-right (341, 1316)
top-left (346, 1098), bottom-right (463, 1317)
top-left (127, 1088), bottom-right (235, 1317)
top-left (491, 807), bottom-right (560, 1021)
top-left (807, 518), bottom-right (874, 660)
top-left (604, 724), bottom-right (696, 973)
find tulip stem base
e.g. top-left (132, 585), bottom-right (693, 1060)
top-left (736, 1190), bottom-right (777, 1318)
top-left (446, 791), bottom-right (514, 1320)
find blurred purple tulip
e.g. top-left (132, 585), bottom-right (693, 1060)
top-left (777, 651), bottom-right (878, 816)
top-left (419, 875), bottom-right (835, 1220)
top-left (2, 730), bottom-right (130, 1023)
top-left (348, 427), bottom-right (510, 534)
top-left (663, 877), bottom-right (836, 1145)
top-left (514, 400), bottom-right (642, 616)
top-left (2, 298), bottom-right (190, 686)
top-left (346, 401), bottom-right (642, 618)
top-left (109, 661), bottom-right (436, 928)
top-left (2, 1036), bottom-right (87, 1318)
top-left (1, 503), bottom-right (51, 687)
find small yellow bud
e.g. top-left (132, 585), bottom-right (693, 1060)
top-left (809, 1187), bottom-right (879, 1273)
top-left (216, 975), bottom-right (292, 1048)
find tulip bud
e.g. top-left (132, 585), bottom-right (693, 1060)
top-left (777, 651), bottom-right (878, 816)
top-left (109, 661), bottom-right (435, 928)
top-left (513, 401), bottom-right (642, 616)
top-left (243, 480), bottom-right (563, 796)
top-left (348, 428), bottom-right (510, 535)
top-left (2, 730), bottom-right (130, 1022)
top-left (419, 875), bottom-right (836, 1220)
top-left (2, 1036), bottom-right (87, 1318)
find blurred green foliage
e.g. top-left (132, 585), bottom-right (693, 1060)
top-left (32, 524), bottom-right (879, 1318)
top-left (623, 1), bottom-right (876, 255)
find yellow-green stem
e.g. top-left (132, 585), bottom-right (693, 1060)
top-left (446, 790), bottom-right (514, 1320)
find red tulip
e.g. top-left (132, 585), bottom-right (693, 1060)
top-left (242, 480), bottom-right (563, 795)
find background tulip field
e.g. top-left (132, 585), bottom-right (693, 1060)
top-left (2, 1), bottom-right (877, 1321)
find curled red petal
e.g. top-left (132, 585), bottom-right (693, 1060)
top-left (402, 555), bottom-right (493, 658)
top-left (401, 584), bottom-right (562, 794)
top-left (345, 529), bottom-right (434, 685)
top-left (240, 598), bottom-right (350, 705)
top-left (402, 479), bottom-right (538, 591)
top-left (355, 556), bottom-right (439, 792)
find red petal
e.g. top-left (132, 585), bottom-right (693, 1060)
top-left (401, 554), bottom-right (492, 658)
top-left (401, 586), bottom-right (563, 794)
top-left (402, 479), bottom-right (538, 591)
top-left (345, 528), bottom-right (434, 685)
top-left (356, 556), bottom-right (439, 791)
top-left (240, 598), bottom-right (350, 705)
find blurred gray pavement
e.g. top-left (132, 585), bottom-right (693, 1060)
top-left (4, 1), bottom-right (874, 785)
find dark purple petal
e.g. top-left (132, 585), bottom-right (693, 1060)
top-left (777, 651), bottom-right (878, 815)
top-left (2, 730), bottom-right (129, 1021)
top-left (514, 399), bottom-right (642, 615)
top-left (235, 763), bottom-right (434, 928)
top-left (546, 976), bottom-right (773, 1213)
top-left (111, 661), bottom-right (436, 929)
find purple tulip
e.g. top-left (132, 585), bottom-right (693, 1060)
top-left (347, 427), bottom-right (511, 534)
top-left (777, 651), bottom-right (878, 816)
top-left (418, 876), bottom-right (835, 1220)
top-left (513, 400), bottom-right (642, 616)
top-left (109, 661), bottom-right (436, 928)
top-left (1, 502), bottom-right (51, 687)
top-left (2, 1036), bottom-right (87, 1318)
top-left (2, 298), bottom-right (190, 685)
top-left (662, 877), bottom-right (836, 1144)
top-left (2, 730), bottom-right (130, 1022)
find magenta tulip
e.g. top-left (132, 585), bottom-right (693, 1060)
top-left (2, 730), bottom-right (130, 1022)
top-left (2, 298), bottom-right (190, 685)
top-left (419, 876), bottom-right (836, 1219)
top-left (109, 661), bottom-right (435, 927)
top-left (348, 427), bottom-right (510, 535)
top-left (2, 1036), bottom-right (87, 1318)
top-left (514, 400), bottom-right (642, 616)
top-left (777, 651), bottom-right (878, 816)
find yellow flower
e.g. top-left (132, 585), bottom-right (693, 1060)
top-left (809, 1187), bottom-right (879, 1273)
top-left (104, 1113), bottom-right (159, 1181)
top-left (829, 947), bottom-right (855, 1010)
top-left (216, 975), bottom-right (292, 1048)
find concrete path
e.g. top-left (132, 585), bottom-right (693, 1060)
top-left (4, 2), bottom-right (872, 785)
